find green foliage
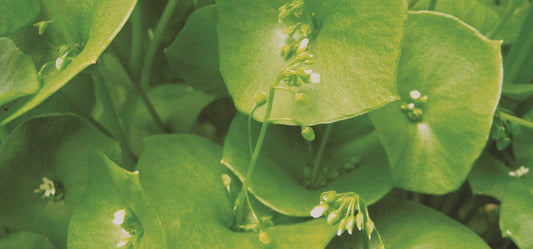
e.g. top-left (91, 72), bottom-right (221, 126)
top-left (0, 0), bottom-right (531, 248)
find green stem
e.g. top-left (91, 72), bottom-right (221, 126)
top-left (487, 1), bottom-right (521, 39)
top-left (91, 69), bottom-right (136, 169)
top-left (428, 0), bottom-right (437, 11)
top-left (129, 3), bottom-right (143, 76)
top-left (236, 75), bottom-right (282, 228)
top-left (248, 104), bottom-right (258, 156)
top-left (139, 0), bottom-right (180, 88)
top-left (310, 124), bottom-right (333, 187)
top-left (499, 111), bottom-right (533, 130)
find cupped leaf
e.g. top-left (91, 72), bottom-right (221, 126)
top-left (500, 182), bottom-right (533, 249)
top-left (369, 11), bottom-right (502, 194)
top-left (222, 114), bottom-right (391, 216)
top-left (0, 38), bottom-right (40, 106)
top-left (350, 200), bottom-right (491, 249)
top-left (0, 0), bottom-right (40, 36)
top-left (165, 5), bottom-right (228, 97)
top-left (68, 151), bottom-right (166, 249)
top-left (0, 231), bottom-right (55, 249)
top-left (0, 0), bottom-right (137, 125)
top-left (217, 0), bottom-right (406, 125)
top-left (0, 114), bottom-right (121, 248)
top-left (121, 84), bottom-right (215, 155)
top-left (138, 134), bottom-right (337, 249)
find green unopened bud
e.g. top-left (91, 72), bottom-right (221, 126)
top-left (254, 92), bottom-right (267, 106)
top-left (300, 23), bottom-right (312, 37)
top-left (378, 242), bottom-right (385, 249)
top-left (366, 219), bottom-right (374, 239)
top-left (327, 210), bottom-right (341, 225)
top-left (221, 174), bottom-right (231, 192)
top-left (407, 108), bottom-right (423, 121)
top-left (280, 44), bottom-right (294, 59)
top-left (356, 212), bottom-right (364, 231)
top-left (34, 20), bottom-right (54, 35)
top-left (295, 92), bottom-right (309, 105)
top-left (301, 127), bottom-right (315, 142)
top-left (258, 231), bottom-right (271, 244)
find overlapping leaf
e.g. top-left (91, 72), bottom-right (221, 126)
top-left (369, 11), bottom-right (502, 194)
top-left (138, 134), bottom-right (337, 249)
top-left (68, 151), bottom-right (166, 249)
top-left (217, 0), bottom-right (406, 125)
top-left (0, 0), bottom-right (137, 125)
top-left (0, 114), bottom-right (121, 248)
top-left (0, 0), bottom-right (40, 36)
top-left (222, 114), bottom-right (391, 216)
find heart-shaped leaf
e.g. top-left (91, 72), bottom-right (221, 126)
top-left (0, 0), bottom-right (40, 36)
top-left (0, 114), bottom-right (121, 248)
top-left (165, 5), bottom-right (228, 97)
top-left (0, 38), bottom-right (40, 106)
top-left (222, 114), bottom-right (391, 216)
top-left (217, 0), bottom-right (406, 125)
top-left (68, 150), bottom-right (166, 249)
top-left (0, 0), bottom-right (137, 125)
top-left (369, 11), bottom-right (502, 194)
top-left (138, 134), bottom-right (337, 249)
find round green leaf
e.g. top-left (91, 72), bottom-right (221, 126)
top-left (217, 0), bottom-right (406, 125)
top-left (0, 0), bottom-right (137, 125)
top-left (351, 200), bottom-right (491, 249)
top-left (369, 11), bottom-right (502, 194)
top-left (222, 114), bottom-right (391, 216)
top-left (165, 5), bottom-right (228, 97)
top-left (0, 38), bottom-right (40, 106)
top-left (68, 151), bottom-right (166, 249)
top-left (500, 182), bottom-right (533, 249)
top-left (0, 114), bottom-right (121, 248)
top-left (0, 0), bottom-right (40, 36)
top-left (138, 134), bottom-right (337, 249)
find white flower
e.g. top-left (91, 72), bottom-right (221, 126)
top-left (310, 73), bottom-right (320, 84)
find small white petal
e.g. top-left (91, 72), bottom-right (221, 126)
top-left (310, 205), bottom-right (327, 218)
top-left (310, 73), bottom-right (320, 83)
top-left (410, 90), bottom-right (421, 100)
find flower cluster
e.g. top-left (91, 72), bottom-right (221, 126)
top-left (33, 177), bottom-right (64, 201)
top-left (310, 191), bottom-right (385, 248)
top-left (278, 0), bottom-right (320, 88)
top-left (401, 90), bottom-right (428, 122)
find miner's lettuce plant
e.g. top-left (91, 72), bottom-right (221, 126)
top-left (0, 0), bottom-right (532, 248)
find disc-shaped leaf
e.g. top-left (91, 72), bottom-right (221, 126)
top-left (165, 5), bottom-right (228, 97)
top-left (217, 0), bottom-right (406, 125)
top-left (222, 114), bottom-right (391, 216)
top-left (0, 114), bottom-right (121, 248)
top-left (369, 11), bottom-right (502, 194)
top-left (0, 0), bottom-right (137, 125)
top-left (68, 151), bottom-right (166, 249)
top-left (138, 134), bottom-right (337, 249)
top-left (0, 0), bottom-right (40, 36)
top-left (0, 38), bottom-right (40, 106)
top-left (350, 200), bottom-right (491, 248)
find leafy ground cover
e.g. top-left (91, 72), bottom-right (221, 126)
top-left (0, 0), bottom-right (532, 248)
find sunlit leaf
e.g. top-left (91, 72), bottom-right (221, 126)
top-left (369, 11), bottom-right (502, 194)
top-left (138, 134), bottom-right (337, 249)
top-left (68, 151), bottom-right (166, 249)
top-left (0, 0), bottom-right (137, 125)
top-left (217, 0), bottom-right (406, 125)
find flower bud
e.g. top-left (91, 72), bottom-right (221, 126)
top-left (356, 211), bottom-right (364, 231)
top-left (320, 191), bottom-right (337, 203)
top-left (301, 127), bottom-right (315, 142)
top-left (345, 215), bottom-right (355, 235)
top-left (259, 231), bottom-right (271, 244)
top-left (327, 210), bottom-right (341, 224)
top-left (295, 92), bottom-right (309, 105)
top-left (254, 92), bottom-right (267, 106)
top-left (366, 219), bottom-right (375, 239)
